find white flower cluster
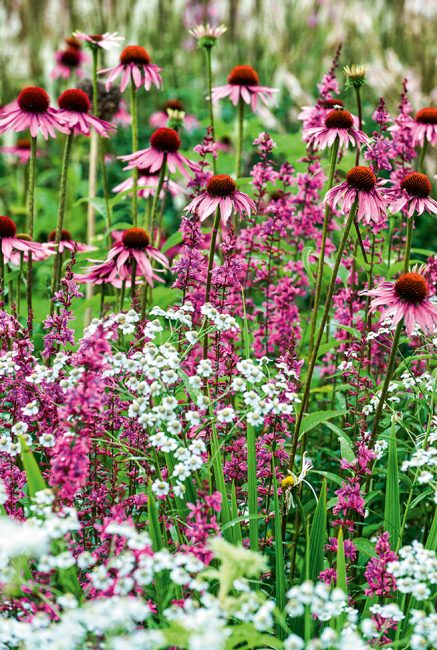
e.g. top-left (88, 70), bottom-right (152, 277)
top-left (410, 609), bottom-right (437, 650)
top-left (26, 353), bottom-right (69, 385)
top-left (387, 541), bottom-right (437, 600)
top-left (286, 581), bottom-right (347, 621)
top-left (200, 303), bottom-right (239, 332)
top-left (401, 419), bottom-right (437, 498)
top-left (0, 351), bottom-right (19, 377)
top-left (151, 301), bottom-right (194, 327)
top-left (165, 597), bottom-right (230, 650)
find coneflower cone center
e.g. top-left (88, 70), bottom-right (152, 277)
top-left (18, 86), bottom-right (50, 113)
top-left (60, 49), bottom-right (81, 67)
top-left (207, 174), bottom-right (236, 197)
top-left (164, 99), bottom-right (184, 112)
top-left (150, 128), bottom-right (181, 153)
top-left (401, 172), bottom-right (431, 198)
top-left (0, 216), bottom-right (17, 238)
top-left (58, 89), bottom-right (90, 113)
top-left (65, 37), bottom-right (82, 50)
top-left (89, 34), bottom-right (103, 42)
top-left (120, 45), bottom-right (151, 66)
top-left (346, 166), bottom-right (376, 191)
top-left (49, 229), bottom-right (72, 241)
top-left (16, 138), bottom-right (31, 150)
top-left (227, 65), bottom-right (259, 86)
top-left (416, 108), bottom-right (437, 125)
top-left (395, 273), bottom-right (428, 304)
top-left (325, 109), bottom-right (354, 129)
top-left (321, 98), bottom-right (344, 109)
top-left (122, 227), bottom-right (150, 249)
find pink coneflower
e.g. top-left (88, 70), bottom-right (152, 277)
top-left (64, 36), bottom-right (90, 64)
top-left (410, 108), bottom-right (437, 147)
top-left (0, 138), bottom-right (41, 164)
top-left (120, 128), bottom-right (200, 178)
top-left (99, 45), bottom-right (162, 92)
top-left (325, 166), bottom-right (388, 225)
top-left (150, 99), bottom-right (200, 132)
top-left (8, 233), bottom-right (53, 264)
top-left (0, 216), bottom-right (50, 263)
top-left (363, 268), bottom-right (437, 336)
top-left (57, 89), bottom-right (116, 138)
top-left (185, 174), bottom-right (256, 224)
top-left (299, 97), bottom-right (346, 131)
top-left (76, 227), bottom-right (168, 287)
top-left (384, 172), bottom-right (437, 217)
top-left (51, 48), bottom-right (84, 80)
top-left (44, 229), bottom-right (96, 254)
top-left (303, 108), bottom-right (368, 150)
top-left (212, 65), bottom-right (278, 110)
top-left (73, 31), bottom-right (124, 51)
top-left (0, 86), bottom-right (69, 139)
top-left (113, 168), bottom-right (185, 199)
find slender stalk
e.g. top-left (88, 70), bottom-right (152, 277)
top-left (149, 156), bottom-right (167, 245)
top-left (418, 140), bottom-right (428, 173)
top-left (99, 140), bottom-right (112, 246)
top-left (51, 132), bottom-right (74, 312)
top-left (204, 45), bottom-right (217, 173)
top-left (307, 137), bottom-right (339, 359)
top-left (203, 208), bottom-right (222, 359)
top-left (119, 280), bottom-right (126, 312)
top-left (354, 85), bottom-right (363, 166)
top-left (26, 135), bottom-right (37, 325)
top-left (290, 200), bottom-right (358, 469)
top-left (130, 258), bottom-right (137, 301)
top-left (0, 246), bottom-right (4, 298)
top-left (91, 48), bottom-right (98, 115)
top-left (99, 283), bottom-right (106, 317)
top-left (235, 98), bottom-right (245, 178)
top-left (403, 216), bottom-right (414, 273)
top-left (247, 423), bottom-right (259, 551)
top-left (130, 81), bottom-right (139, 226)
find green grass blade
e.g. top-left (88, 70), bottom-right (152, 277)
top-left (336, 527), bottom-right (347, 594)
top-left (210, 423), bottom-right (234, 543)
top-left (425, 507), bottom-right (437, 550)
top-left (230, 482), bottom-right (243, 545)
top-left (247, 423), bottom-right (259, 551)
top-left (384, 421), bottom-right (401, 548)
top-left (272, 465), bottom-right (285, 639)
top-left (308, 480), bottom-right (327, 582)
top-left (20, 437), bottom-right (46, 496)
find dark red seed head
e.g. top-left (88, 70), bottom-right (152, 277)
top-left (401, 172), bottom-right (431, 198)
top-left (0, 216), bottom-right (17, 238)
top-left (415, 108), bottom-right (437, 125)
top-left (227, 65), bottom-right (259, 86)
top-left (150, 127), bottom-right (181, 153)
top-left (17, 86), bottom-right (50, 113)
top-left (48, 229), bottom-right (72, 241)
top-left (16, 138), bottom-right (31, 150)
top-left (122, 227), bottom-right (150, 249)
top-left (346, 166), bottom-right (377, 191)
top-left (120, 45), bottom-right (151, 66)
top-left (206, 174), bottom-right (236, 197)
top-left (395, 272), bottom-right (428, 304)
top-left (325, 109), bottom-right (354, 129)
top-left (65, 36), bottom-right (82, 50)
top-left (58, 88), bottom-right (91, 113)
top-left (164, 99), bottom-right (185, 112)
top-left (320, 98), bottom-right (344, 109)
top-left (59, 49), bottom-right (81, 68)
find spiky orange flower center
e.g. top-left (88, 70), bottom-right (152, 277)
top-left (122, 227), bottom-right (150, 249)
top-left (150, 127), bottom-right (181, 153)
top-left (59, 49), bottom-right (81, 67)
top-left (17, 86), bottom-right (50, 113)
top-left (346, 166), bottom-right (376, 191)
top-left (207, 174), bottom-right (236, 197)
top-left (0, 216), bottom-right (17, 238)
top-left (415, 108), bottom-right (437, 125)
top-left (321, 98), bottom-right (344, 109)
top-left (325, 109), bottom-right (354, 129)
top-left (120, 45), bottom-right (151, 66)
top-left (49, 229), bottom-right (72, 241)
top-left (227, 65), bottom-right (259, 86)
top-left (58, 89), bottom-right (90, 113)
top-left (401, 172), bottom-right (431, 198)
top-left (164, 99), bottom-right (185, 111)
top-left (395, 273), bottom-right (428, 304)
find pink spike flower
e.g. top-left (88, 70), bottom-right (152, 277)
top-left (99, 45), bottom-right (162, 92)
top-left (185, 174), bottom-right (256, 224)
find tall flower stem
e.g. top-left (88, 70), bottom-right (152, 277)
top-left (0, 246), bottom-right (4, 298)
top-left (418, 140), bottom-right (428, 173)
top-left (354, 85), bottom-right (363, 166)
top-left (99, 140), bottom-right (112, 246)
top-left (307, 137), bottom-right (339, 359)
top-left (403, 216), bottom-right (414, 273)
top-left (130, 258), bottom-right (137, 301)
top-left (204, 45), bottom-right (217, 173)
top-left (290, 200), bottom-right (358, 469)
top-left (130, 82), bottom-right (139, 226)
top-left (26, 135), bottom-right (37, 325)
top-left (203, 208), bottom-right (221, 358)
top-left (149, 157), bottom-right (167, 245)
top-left (235, 98), bottom-right (245, 178)
top-left (50, 132), bottom-right (74, 313)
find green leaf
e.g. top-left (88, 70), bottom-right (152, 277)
top-left (247, 424), bottom-right (259, 552)
top-left (272, 464), bottom-right (285, 639)
top-left (425, 507), bottom-right (437, 551)
top-left (384, 422), bottom-right (401, 548)
top-left (20, 437), bottom-right (47, 496)
top-left (308, 480), bottom-right (327, 582)
top-left (161, 231), bottom-right (183, 253)
top-left (299, 410), bottom-right (346, 439)
top-left (147, 481), bottom-right (165, 552)
top-left (301, 246), bottom-right (316, 283)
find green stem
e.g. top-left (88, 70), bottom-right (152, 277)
top-left (235, 98), bottom-right (244, 178)
top-left (404, 215), bottom-right (414, 273)
top-left (204, 45), bottom-right (216, 173)
top-left (418, 140), bottom-right (428, 173)
top-left (99, 283), bottom-right (105, 317)
top-left (354, 85), bottom-right (363, 166)
top-left (130, 258), bottom-right (137, 301)
top-left (0, 246), bottom-right (4, 299)
top-left (290, 200), bottom-right (358, 469)
top-left (130, 81), bottom-right (139, 226)
top-left (91, 49), bottom-right (99, 115)
top-left (99, 140), bottom-right (112, 246)
top-left (119, 280), bottom-right (126, 312)
top-left (26, 135), bottom-right (37, 326)
top-left (51, 132), bottom-right (74, 311)
top-left (149, 156), bottom-right (167, 245)
top-left (247, 423), bottom-right (259, 552)
top-left (203, 208), bottom-right (221, 359)
top-left (307, 137), bottom-right (339, 360)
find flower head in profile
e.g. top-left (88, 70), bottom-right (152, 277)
top-left (343, 64), bottom-right (367, 88)
top-left (303, 107), bottom-right (368, 150)
top-left (189, 23), bottom-right (227, 48)
top-left (51, 48), bottom-right (84, 80)
top-left (384, 172), bottom-right (437, 217)
top-left (113, 168), bottom-right (185, 199)
top-left (410, 107), bottom-right (437, 147)
top-left (212, 65), bottom-right (278, 110)
top-left (73, 31), bottom-right (124, 51)
top-left (57, 89), bottom-right (116, 137)
top-left (120, 128), bottom-right (200, 178)
top-left (0, 138), bottom-right (41, 164)
top-left (44, 229), bottom-right (96, 254)
top-left (76, 228), bottom-right (169, 287)
top-left (325, 166), bottom-right (388, 225)
top-left (299, 97), bottom-right (346, 131)
top-left (0, 86), bottom-right (69, 139)
top-left (185, 174), bottom-right (256, 224)
top-left (0, 216), bottom-right (50, 263)
top-left (363, 267), bottom-right (437, 336)
top-left (150, 99), bottom-right (199, 132)
top-left (99, 45), bottom-right (162, 92)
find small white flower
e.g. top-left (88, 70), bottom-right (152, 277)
top-left (217, 407), bottom-right (235, 424)
top-left (152, 480), bottom-right (170, 498)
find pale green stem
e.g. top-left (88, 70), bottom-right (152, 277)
top-left (204, 45), bottom-right (217, 173)
top-left (149, 156), bottom-right (167, 245)
top-left (130, 81), bottom-right (139, 226)
top-left (235, 98), bottom-right (244, 178)
top-left (26, 135), bottom-right (37, 326)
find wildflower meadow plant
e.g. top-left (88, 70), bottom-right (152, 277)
top-left (0, 11), bottom-right (435, 650)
